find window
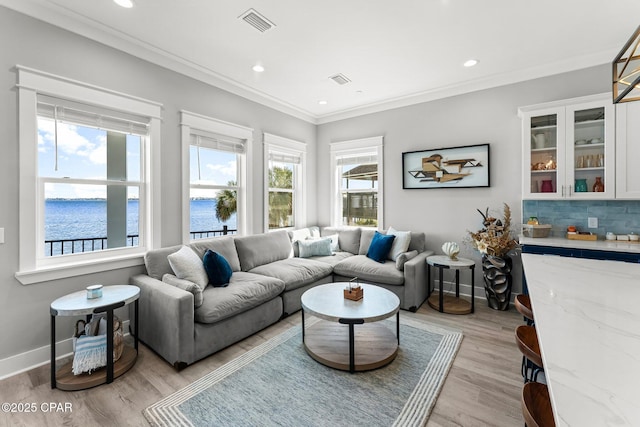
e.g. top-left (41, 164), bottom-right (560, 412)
top-left (16, 66), bottom-right (162, 284)
top-left (264, 133), bottom-right (306, 231)
top-left (181, 111), bottom-right (253, 242)
top-left (330, 136), bottom-right (384, 228)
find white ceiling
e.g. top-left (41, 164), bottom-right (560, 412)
top-left (2, 0), bottom-right (639, 123)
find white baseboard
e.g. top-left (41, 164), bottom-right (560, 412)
top-left (0, 320), bottom-right (131, 381)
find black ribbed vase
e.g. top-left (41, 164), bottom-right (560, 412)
top-left (481, 254), bottom-right (513, 311)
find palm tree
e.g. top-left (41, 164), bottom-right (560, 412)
top-left (215, 181), bottom-right (237, 222)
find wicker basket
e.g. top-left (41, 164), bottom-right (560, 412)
top-left (522, 224), bottom-right (552, 238)
top-left (74, 315), bottom-right (124, 362)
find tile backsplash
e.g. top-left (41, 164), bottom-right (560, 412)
top-left (522, 200), bottom-right (640, 237)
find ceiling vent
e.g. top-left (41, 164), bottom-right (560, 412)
top-left (239, 9), bottom-right (276, 33)
top-left (329, 73), bottom-right (352, 85)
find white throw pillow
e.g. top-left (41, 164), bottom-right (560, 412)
top-left (387, 227), bottom-right (412, 261)
top-left (167, 246), bottom-right (208, 289)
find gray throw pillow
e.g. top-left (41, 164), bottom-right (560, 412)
top-left (162, 274), bottom-right (204, 308)
top-left (167, 245), bottom-right (208, 289)
top-left (298, 238), bottom-right (333, 258)
top-left (396, 250), bottom-right (419, 271)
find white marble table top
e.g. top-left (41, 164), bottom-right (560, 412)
top-left (521, 254), bottom-right (640, 427)
top-left (301, 283), bottom-right (399, 323)
top-left (520, 235), bottom-right (640, 253)
top-left (50, 285), bottom-right (140, 316)
top-left (427, 255), bottom-right (475, 269)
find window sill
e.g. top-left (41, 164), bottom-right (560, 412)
top-left (15, 253), bottom-right (145, 285)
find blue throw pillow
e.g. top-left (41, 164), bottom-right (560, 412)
top-left (367, 231), bottom-right (396, 263)
top-left (203, 250), bottom-right (232, 287)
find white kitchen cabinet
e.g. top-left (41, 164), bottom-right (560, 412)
top-left (519, 94), bottom-right (615, 200)
top-left (616, 101), bottom-right (640, 199)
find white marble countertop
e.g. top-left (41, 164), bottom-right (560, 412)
top-left (301, 283), bottom-right (399, 323)
top-left (520, 235), bottom-right (640, 253)
top-left (521, 254), bottom-right (640, 426)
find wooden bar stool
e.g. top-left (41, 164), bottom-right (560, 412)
top-left (522, 382), bottom-right (555, 427)
top-left (515, 325), bottom-right (543, 382)
top-left (515, 294), bottom-right (534, 325)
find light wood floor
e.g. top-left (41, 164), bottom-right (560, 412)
top-left (0, 301), bottom-right (525, 427)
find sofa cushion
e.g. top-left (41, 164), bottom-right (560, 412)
top-left (358, 229), bottom-right (377, 255)
top-left (367, 231), bottom-right (396, 263)
top-left (306, 251), bottom-right (354, 267)
top-left (249, 258), bottom-right (333, 291)
top-left (189, 236), bottom-right (242, 272)
top-left (408, 232), bottom-right (426, 252)
top-left (203, 250), bottom-right (233, 287)
top-left (234, 230), bottom-right (292, 271)
top-left (162, 274), bottom-right (204, 308)
top-left (195, 272), bottom-right (285, 324)
top-left (144, 244), bottom-right (182, 280)
top-left (298, 238), bottom-right (332, 258)
top-left (167, 246), bottom-right (208, 289)
top-left (334, 255), bottom-right (405, 285)
top-left (387, 227), bottom-right (412, 261)
top-left (322, 227), bottom-right (361, 255)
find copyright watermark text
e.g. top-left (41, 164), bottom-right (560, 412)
top-left (2, 402), bottom-right (73, 413)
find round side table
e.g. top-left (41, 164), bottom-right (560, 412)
top-left (50, 285), bottom-right (139, 390)
top-left (427, 255), bottom-right (475, 315)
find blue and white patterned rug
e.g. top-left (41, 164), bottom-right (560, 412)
top-left (144, 316), bottom-right (462, 427)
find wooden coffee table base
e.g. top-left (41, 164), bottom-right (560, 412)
top-left (303, 320), bottom-right (398, 372)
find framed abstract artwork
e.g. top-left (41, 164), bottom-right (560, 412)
top-left (402, 143), bottom-right (490, 189)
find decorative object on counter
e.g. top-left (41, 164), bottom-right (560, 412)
top-left (527, 217), bottom-right (539, 225)
top-left (567, 225), bottom-right (576, 232)
top-left (522, 224), bottom-right (551, 238)
top-left (593, 177), bottom-right (604, 192)
top-left (606, 232), bottom-right (616, 240)
top-left (567, 232), bottom-right (597, 241)
top-left (612, 24), bottom-right (640, 104)
top-left (629, 232), bottom-right (639, 242)
top-left (574, 178), bottom-right (588, 192)
top-left (540, 180), bottom-right (553, 193)
top-left (617, 234), bottom-right (630, 241)
top-left (343, 277), bottom-right (363, 301)
top-left (467, 204), bottom-right (518, 311)
top-left (441, 241), bottom-right (460, 260)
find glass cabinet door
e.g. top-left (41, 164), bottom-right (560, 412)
top-left (528, 112), bottom-right (562, 197)
top-left (566, 102), bottom-right (615, 198)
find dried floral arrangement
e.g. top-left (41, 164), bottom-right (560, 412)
top-left (468, 203), bottom-right (518, 258)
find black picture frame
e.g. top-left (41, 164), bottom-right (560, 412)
top-left (402, 143), bottom-right (490, 189)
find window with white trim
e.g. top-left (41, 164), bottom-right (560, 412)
top-left (330, 136), bottom-right (384, 228)
top-left (16, 67), bottom-right (162, 284)
top-left (264, 133), bottom-right (306, 231)
top-left (181, 111), bottom-right (252, 241)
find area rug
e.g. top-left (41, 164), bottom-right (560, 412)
top-left (144, 316), bottom-right (462, 427)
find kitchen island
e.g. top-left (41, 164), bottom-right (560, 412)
top-left (521, 253), bottom-right (640, 426)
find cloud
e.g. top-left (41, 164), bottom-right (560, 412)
top-left (205, 160), bottom-right (236, 178)
top-left (38, 119), bottom-right (106, 165)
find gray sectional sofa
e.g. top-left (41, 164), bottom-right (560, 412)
top-left (130, 226), bottom-right (433, 368)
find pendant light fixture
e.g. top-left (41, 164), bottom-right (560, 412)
top-left (613, 25), bottom-right (640, 104)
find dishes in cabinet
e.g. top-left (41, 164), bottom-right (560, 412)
top-left (589, 138), bottom-right (602, 144)
top-left (575, 139), bottom-right (587, 145)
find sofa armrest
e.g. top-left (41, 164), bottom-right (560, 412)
top-left (130, 274), bottom-right (195, 367)
top-left (403, 250), bottom-right (434, 311)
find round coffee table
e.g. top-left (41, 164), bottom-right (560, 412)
top-left (301, 283), bottom-right (400, 373)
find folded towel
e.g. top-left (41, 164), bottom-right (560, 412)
top-left (72, 334), bottom-right (106, 375)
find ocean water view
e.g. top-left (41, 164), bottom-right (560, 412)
top-left (44, 199), bottom-right (236, 256)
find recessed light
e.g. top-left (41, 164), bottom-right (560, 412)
top-left (318, 100), bottom-right (328, 105)
top-left (114, 0), bottom-right (134, 8)
top-left (252, 64), bottom-right (265, 73)
top-left (463, 59), bottom-right (479, 67)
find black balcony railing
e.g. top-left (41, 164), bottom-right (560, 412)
top-left (44, 226), bottom-right (237, 256)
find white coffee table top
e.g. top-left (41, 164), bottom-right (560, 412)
top-left (427, 255), bottom-right (475, 269)
top-left (301, 283), bottom-right (399, 323)
top-left (50, 285), bottom-right (140, 316)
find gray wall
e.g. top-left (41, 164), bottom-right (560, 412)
top-left (317, 65), bottom-right (611, 297)
top-left (0, 7), bottom-right (316, 361)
